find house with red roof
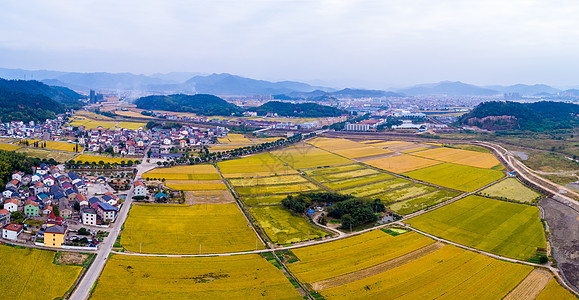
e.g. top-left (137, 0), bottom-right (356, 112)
top-left (2, 223), bottom-right (23, 240)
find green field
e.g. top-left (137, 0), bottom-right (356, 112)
top-left (217, 153), bottom-right (295, 177)
top-left (404, 163), bottom-right (504, 191)
top-left (320, 245), bottom-right (532, 300)
top-left (272, 145), bottom-right (353, 169)
top-left (387, 189), bottom-right (460, 215)
top-left (91, 254), bottom-right (301, 299)
top-left (249, 206), bottom-right (329, 244)
top-left (373, 184), bottom-right (438, 203)
top-left (479, 178), bottom-right (541, 203)
top-left (311, 168), bottom-right (380, 182)
top-left (339, 178), bottom-right (412, 197)
top-left (407, 195), bottom-right (546, 260)
top-left (229, 175), bottom-right (308, 187)
top-left (15, 147), bottom-right (77, 162)
top-left (322, 173), bottom-right (394, 190)
top-left (0, 246), bottom-right (82, 299)
top-left (241, 195), bottom-right (289, 206)
top-left (121, 203), bottom-right (263, 254)
top-left (303, 164), bottom-right (365, 176)
top-left (234, 182), bottom-right (319, 196)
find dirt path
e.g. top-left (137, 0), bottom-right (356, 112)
top-left (311, 241), bottom-right (445, 291)
top-left (504, 269), bottom-right (552, 300)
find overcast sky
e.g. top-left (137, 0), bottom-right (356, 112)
top-left (1, 0), bottom-right (579, 89)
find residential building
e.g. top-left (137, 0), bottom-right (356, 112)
top-left (81, 207), bottom-right (97, 226)
top-left (96, 203), bottom-right (118, 222)
top-left (2, 223), bottom-right (23, 240)
top-left (134, 181), bottom-right (147, 197)
top-left (0, 209), bottom-right (10, 227)
top-left (3, 198), bottom-right (18, 212)
top-left (24, 200), bottom-right (40, 216)
top-left (43, 224), bottom-right (67, 248)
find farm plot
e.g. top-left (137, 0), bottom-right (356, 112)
top-left (73, 154), bottom-right (140, 164)
top-left (185, 190), bottom-right (234, 204)
top-left (536, 278), bottom-right (577, 300)
top-left (0, 245), bottom-right (82, 300)
top-left (366, 155), bottom-right (441, 173)
top-left (412, 147), bottom-right (501, 168)
top-left (272, 145), bottom-right (353, 169)
top-left (121, 203), bottom-right (263, 254)
top-left (479, 178), bottom-right (540, 203)
top-left (165, 180), bottom-right (228, 191)
top-left (229, 174), bottom-right (308, 187)
top-left (91, 254), bottom-right (301, 299)
top-left (322, 173), bottom-right (394, 190)
top-left (0, 142), bottom-right (21, 151)
top-left (320, 245), bottom-right (532, 300)
top-left (388, 189), bottom-right (461, 215)
top-left (288, 230), bottom-right (434, 284)
top-left (114, 110), bottom-right (155, 119)
top-left (15, 148), bottom-right (77, 162)
top-left (339, 178), bottom-right (412, 197)
top-left (373, 184), bottom-right (438, 203)
top-left (68, 117), bottom-right (117, 129)
top-left (249, 206), bottom-right (329, 244)
top-left (144, 164), bottom-right (222, 180)
top-left (20, 140), bottom-right (83, 152)
top-left (217, 153), bottom-right (296, 178)
top-left (403, 163), bottom-right (504, 192)
top-left (115, 121), bottom-right (147, 130)
top-left (311, 168), bottom-right (380, 182)
top-left (407, 195), bottom-right (546, 260)
top-left (234, 182), bottom-right (319, 196)
top-left (303, 164), bottom-right (365, 176)
top-left (241, 195), bottom-right (289, 206)
top-left (308, 137), bottom-right (392, 159)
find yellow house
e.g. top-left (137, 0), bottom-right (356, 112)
top-left (44, 225), bottom-right (67, 248)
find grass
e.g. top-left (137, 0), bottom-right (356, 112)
top-left (479, 178), bottom-right (541, 203)
top-left (241, 195), bottom-right (289, 206)
top-left (73, 154), bottom-right (140, 164)
top-left (339, 178), bottom-right (412, 197)
top-left (311, 168), bottom-right (379, 182)
top-left (229, 175), bottom-right (308, 187)
top-left (144, 164), bottom-right (222, 180)
top-left (322, 173), bottom-right (394, 190)
top-left (536, 278), bottom-right (578, 300)
top-left (403, 163), bottom-right (505, 192)
top-left (272, 145), bottom-right (353, 170)
top-left (387, 189), bottom-right (460, 215)
top-left (234, 182), bottom-right (319, 196)
top-left (320, 245), bottom-right (532, 300)
top-left (121, 203), bottom-right (263, 254)
top-left (15, 148), bottom-right (77, 162)
top-left (91, 254), bottom-right (302, 299)
top-left (249, 206), bottom-right (329, 244)
top-left (0, 142), bottom-right (21, 151)
top-left (373, 184), bottom-right (438, 203)
top-left (217, 153), bottom-right (296, 178)
top-left (407, 195), bottom-right (546, 260)
top-left (0, 245), bottom-right (82, 299)
top-left (303, 164), bottom-right (365, 176)
top-left (411, 147), bottom-right (501, 168)
top-left (365, 155), bottom-right (442, 173)
top-left (288, 230), bottom-right (434, 284)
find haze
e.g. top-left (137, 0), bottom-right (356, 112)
top-left (1, 0), bottom-right (579, 89)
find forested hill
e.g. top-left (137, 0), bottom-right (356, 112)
top-left (135, 94), bottom-right (243, 116)
top-left (0, 78), bottom-right (84, 105)
top-left (248, 101), bottom-right (346, 117)
top-left (457, 101), bottom-right (579, 132)
top-left (0, 88), bottom-right (64, 123)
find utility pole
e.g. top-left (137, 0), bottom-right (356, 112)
top-left (350, 224), bottom-right (352, 234)
top-left (199, 244), bottom-right (201, 255)
top-left (140, 242), bottom-right (142, 254)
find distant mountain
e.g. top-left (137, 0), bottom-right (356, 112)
top-left (54, 72), bottom-right (174, 91)
top-left (0, 88), bottom-right (65, 123)
top-left (398, 81), bottom-right (499, 96)
top-left (0, 67), bottom-right (68, 81)
top-left (457, 101), bottom-right (579, 131)
top-left (485, 84), bottom-right (560, 96)
top-left (0, 78), bottom-right (83, 105)
top-left (331, 88), bottom-right (403, 98)
top-left (135, 94), bottom-right (242, 116)
top-left (248, 101), bottom-right (346, 117)
top-left (149, 72), bottom-right (207, 83)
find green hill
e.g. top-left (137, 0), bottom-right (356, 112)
top-left (0, 88), bottom-right (64, 123)
top-left (135, 94), bottom-right (242, 116)
top-left (248, 101), bottom-right (346, 117)
top-left (0, 78), bottom-right (83, 105)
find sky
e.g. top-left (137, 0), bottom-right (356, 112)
top-left (1, 0), bottom-right (579, 89)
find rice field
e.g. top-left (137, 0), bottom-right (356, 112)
top-left (91, 254), bottom-right (301, 299)
top-left (114, 110), bottom-right (155, 119)
top-left (365, 155), bottom-right (442, 173)
top-left (536, 279), bottom-right (577, 300)
top-left (403, 163), bottom-right (505, 192)
top-left (407, 195), bottom-right (546, 260)
top-left (68, 117), bottom-right (117, 129)
top-left (217, 153), bottom-right (296, 178)
top-left (479, 178), bottom-right (541, 203)
top-left (321, 173), bottom-right (394, 190)
top-left (339, 178), bottom-right (412, 198)
top-left (115, 121), bottom-right (147, 130)
top-left (319, 245), bottom-right (532, 300)
top-left (15, 148), bottom-right (77, 162)
top-left (387, 189), bottom-right (461, 215)
top-left (308, 137), bottom-right (392, 159)
top-left (272, 145), bottom-right (353, 170)
top-left (234, 182), bottom-right (319, 196)
top-left (0, 142), bottom-right (21, 151)
top-left (241, 195), bottom-right (289, 206)
top-left (249, 206), bottom-right (329, 244)
top-left (144, 164), bottom-right (222, 180)
top-left (0, 245), bottom-right (82, 299)
top-left (412, 147), bottom-right (501, 168)
top-left (311, 168), bottom-right (380, 182)
top-left (73, 154), bottom-right (140, 164)
top-left (229, 174), bottom-right (308, 187)
top-left (288, 230), bottom-right (434, 284)
top-left (121, 203), bottom-right (264, 254)
top-left (373, 184), bottom-right (438, 203)
top-left (303, 164), bottom-right (365, 176)
top-left (165, 180), bottom-right (228, 191)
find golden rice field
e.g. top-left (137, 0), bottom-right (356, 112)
top-left (165, 180), bottom-right (228, 191)
top-left (234, 182), bottom-right (319, 196)
top-left (339, 178), bottom-right (412, 198)
top-left (75, 110), bottom-right (115, 120)
top-left (115, 121), bottom-right (147, 129)
top-left (0, 245), bottom-right (82, 299)
top-left (20, 139), bottom-right (83, 152)
top-left (373, 183), bottom-right (438, 203)
top-left (412, 147), bottom-right (501, 168)
top-left (72, 154), bottom-right (140, 164)
top-left (408, 195), bottom-right (546, 260)
top-left (322, 173), bottom-right (394, 190)
top-left (387, 189), bottom-right (460, 215)
top-left (308, 137), bottom-right (392, 159)
top-left (121, 203), bottom-right (263, 254)
top-left (91, 254), bottom-right (301, 299)
top-left (114, 110), bottom-right (155, 119)
top-left (144, 164), bottom-right (222, 180)
top-left (403, 163), bottom-right (504, 192)
top-left (365, 154), bottom-right (442, 173)
top-left (68, 117), bottom-right (117, 129)
top-left (229, 174), bottom-right (308, 187)
top-left (303, 164), bottom-right (365, 176)
top-left (272, 145), bottom-right (353, 170)
top-left (536, 278), bottom-right (577, 300)
top-left (0, 142), bottom-right (21, 151)
top-left (288, 230), bottom-right (434, 284)
top-left (217, 153), bottom-right (296, 178)
top-left (479, 178), bottom-right (541, 203)
top-left (320, 245), bottom-right (533, 300)
top-left (249, 205), bottom-right (329, 244)
top-left (311, 168), bottom-right (380, 182)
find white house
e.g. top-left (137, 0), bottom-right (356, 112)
top-left (2, 223), bottom-right (23, 240)
top-left (3, 199), bottom-right (18, 212)
top-left (133, 181), bottom-right (147, 197)
top-left (12, 171), bottom-right (23, 181)
top-left (81, 207), bottom-right (97, 226)
top-left (43, 176), bottom-right (55, 186)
